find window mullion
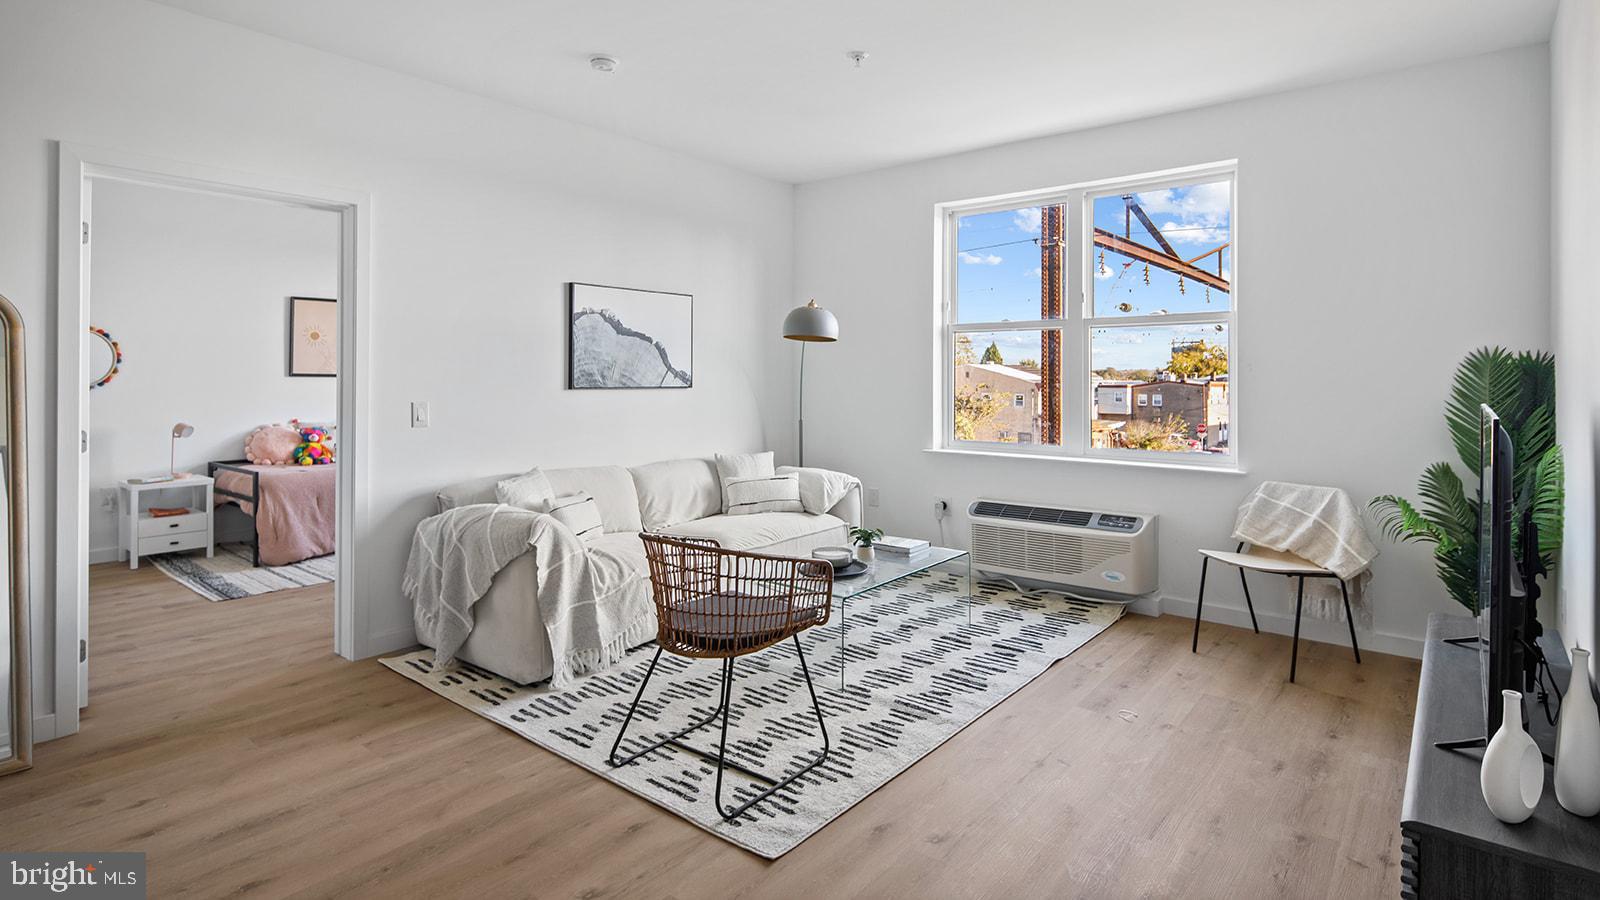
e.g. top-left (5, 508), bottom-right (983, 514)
top-left (1063, 191), bottom-right (1088, 456)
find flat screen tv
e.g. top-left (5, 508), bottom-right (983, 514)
top-left (1478, 404), bottom-right (1526, 737)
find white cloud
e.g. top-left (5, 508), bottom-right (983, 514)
top-left (1134, 181), bottom-right (1230, 246)
top-left (1026, 267), bottom-right (1042, 278)
top-left (1095, 262), bottom-right (1115, 280)
top-left (1012, 207), bottom-right (1042, 234)
top-left (960, 252), bottom-right (1003, 265)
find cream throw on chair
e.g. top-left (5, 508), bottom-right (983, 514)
top-left (1230, 481), bottom-right (1379, 627)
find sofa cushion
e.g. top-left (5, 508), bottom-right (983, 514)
top-left (546, 465), bottom-right (642, 534)
top-left (714, 451), bottom-right (775, 513)
top-left (495, 468), bottom-right (555, 511)
top-left (629, 457), bottom-right (721, 530)
top-left (437, 472), bottom-right (517, 512)
top-left (663, 512), bottom-right (845, 554)
top-left (545, 493), bottom-right (603, 543)
top-left (723, 472), bottom-right (804, 515)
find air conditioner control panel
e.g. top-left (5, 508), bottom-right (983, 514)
top-left (1091, 513), bottom-right (1143, 532)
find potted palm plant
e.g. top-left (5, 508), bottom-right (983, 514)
top-left (849, 526), bottom-right (885, 564)
top-left (1370, 348), bottom-right (1563, 613)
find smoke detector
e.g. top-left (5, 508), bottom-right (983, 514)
top-left (589, 55), bottom-right (618, 73)
top-left (846, 50), bottom-right (869, 68)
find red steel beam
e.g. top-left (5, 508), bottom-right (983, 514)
top-left (1093, 228), bottom-right (1231, 293)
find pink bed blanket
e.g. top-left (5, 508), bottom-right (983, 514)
top-left (213, 464), bottom-right (336, 566)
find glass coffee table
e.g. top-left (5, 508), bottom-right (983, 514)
top-left (827, 546), bottom-right (973, 688)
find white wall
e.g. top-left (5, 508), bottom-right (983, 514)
top-left (87, 179), bottom-right (340, 558)
top-left (792, 46), bottom-right (1552, 656)
top-left (1, 0), bottom-right (794, 730)
top-left (1553, 0), bottom-right (1600, 670)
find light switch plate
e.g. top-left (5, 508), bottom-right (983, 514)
top-left (866, 487), bottom-right (881, 508)
top-left (411, 401), bottom-right (430, 428)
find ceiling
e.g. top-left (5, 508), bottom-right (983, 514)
top-left (151, 0), bottom-right (1558, 183)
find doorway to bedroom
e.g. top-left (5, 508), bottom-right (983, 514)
top-left (80, 177), bottom-right (341, 708)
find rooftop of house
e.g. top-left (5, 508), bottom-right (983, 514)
top-left (961, 362), bottom-right (1041, 384)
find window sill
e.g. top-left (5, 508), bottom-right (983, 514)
top-left (923, 447), bottom-right (1247, 475)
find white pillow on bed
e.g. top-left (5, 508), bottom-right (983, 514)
top-left (543, 493), bottom-right (603, 543)
top-left (496, 468), bottom-right (554, 511)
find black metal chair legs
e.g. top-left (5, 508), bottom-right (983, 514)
top-left (607, 636), bottom-right (831, 822)
top-left (1192, 555), bottom-right (1361, 684)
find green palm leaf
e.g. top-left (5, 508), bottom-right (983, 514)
top-left (1376, 346), bottom-right (1561, 613)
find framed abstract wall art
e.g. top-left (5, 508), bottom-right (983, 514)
top-left (567, 283), bottom-right (692, 389)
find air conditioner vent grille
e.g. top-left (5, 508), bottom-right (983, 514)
top-left (970, 500), bottom-right (1091, 527)
top-left (971, 523), bottom-right (1128, 577)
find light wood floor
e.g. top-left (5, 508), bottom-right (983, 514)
top-left (0, 563), bottom-right (1420, 898)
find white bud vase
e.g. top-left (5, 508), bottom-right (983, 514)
top-left (1555, 648), bottom-right (1600, 816)
top-left (855, 545), bottom-right (875, 564)
top-left (1481, 689), bottom-right (1543, 824)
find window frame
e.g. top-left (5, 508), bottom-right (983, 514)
top-left (934, 160), bottom-right (1239, 469)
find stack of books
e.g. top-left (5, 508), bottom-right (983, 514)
top-left (875, 535), bottom-right (930, 560)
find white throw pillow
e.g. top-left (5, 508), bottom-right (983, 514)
top-left (714, 451), bottom-right (775, 513)
top-left (723, 473), bottom-right (804, 516)
top-left (495, 468), bottom-right (554, 511)
top-left (544, 492), bottom-right (603, 543)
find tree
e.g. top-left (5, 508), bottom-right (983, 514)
top-left (955, 334), bottom-right (977, 365)
top-left (1167, 340), bottom-right (1228, 381)
top-left (1018, 358), bottom-right (1039, 369)
top-left (954, 383), bottom-right (1008, 441)
top-left (1121, 414), bottom-right (1190, 451)
top-left (980, 342), bottom-right (1004, 365)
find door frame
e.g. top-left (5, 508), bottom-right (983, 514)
top-left (52, 142), bottom-right (373, 738)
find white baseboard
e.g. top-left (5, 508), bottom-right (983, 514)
top-left (359, 626), bottom-right (418, 660)
top-left (1159, 594), bottom-right (1424, 659)
top-left (32, 713), bottom-right (57, 743)
top-left (1126, 594), bottom-right (1162, 618)
top-left (89, 546), bottom-right (123, 565)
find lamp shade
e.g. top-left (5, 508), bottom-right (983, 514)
top-left (782, 299), bottom-right (839, 342)
top-left (171, 422), bottom-right (194, 439)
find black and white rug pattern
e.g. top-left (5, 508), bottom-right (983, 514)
top-left (150, 543), bottom-right (335, 602)
top-left (382, 571), bottom-right (1123, 858)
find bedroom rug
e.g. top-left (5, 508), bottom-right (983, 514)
top-left (150, 543), bottom-right (336, 602)
top-left (381, 570), bottom-right (1123, 858)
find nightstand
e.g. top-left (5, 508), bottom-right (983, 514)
top-left (118, 476), bottom-right (215, 569)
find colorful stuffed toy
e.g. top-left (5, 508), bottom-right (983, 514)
top-left (292, 426), bottom-right (335, 466)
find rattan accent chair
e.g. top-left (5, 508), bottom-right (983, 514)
top-left (608, 533), bottom-right (834, 822)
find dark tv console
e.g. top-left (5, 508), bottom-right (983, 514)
top-left (1401, 613), bottom-right (1600, 898)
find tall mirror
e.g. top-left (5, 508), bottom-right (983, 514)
top-left (1, 293), bottom-right (30, 776)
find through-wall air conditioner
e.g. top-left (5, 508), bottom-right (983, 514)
top-left (968, 499), bottom-right (1157, 598)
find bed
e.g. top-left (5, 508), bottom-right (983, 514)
top-left (208, 461), bottom-right (336, 567)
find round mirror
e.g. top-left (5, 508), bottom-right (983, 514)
top-left (89, 326), bottom-right (121, 390)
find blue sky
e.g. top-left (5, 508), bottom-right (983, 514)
top-left (956, 181), bottom-right (1230, 370)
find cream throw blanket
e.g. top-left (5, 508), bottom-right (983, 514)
top-left (405, 503), bottom-right (655, 688)
top-left (1230, 482), bottom-right (1379, 627)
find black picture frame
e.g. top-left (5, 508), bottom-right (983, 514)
top-left (288, 296), bottom-right (337, 378)
top-left (567, 282), bottom-right (693, 390)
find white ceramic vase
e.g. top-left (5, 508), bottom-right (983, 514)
top-left (855, 545), bottom-right (875, 564)
top-left (1481, 689), bottom-right (1543, 824)
top-left (1555, 647), bottom-right (1600, 817)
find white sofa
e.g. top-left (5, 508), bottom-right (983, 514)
top-left (431, 457), bottom-right (861, 684)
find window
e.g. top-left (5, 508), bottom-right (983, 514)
top-left (939, 164), bottom-right (1235, 464)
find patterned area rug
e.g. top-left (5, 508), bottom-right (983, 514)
top-left (382, 570), bottom-right (1123, 858)
top-left (150, 543), bottom-right (335, 601)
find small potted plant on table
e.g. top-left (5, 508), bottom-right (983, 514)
top-left (849, 526), bottom-right (884, 564)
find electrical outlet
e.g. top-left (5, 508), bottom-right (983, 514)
top-left (410, 401), bottom-right (430, 429)
top-left (866, 487), bottom-right (881, 508)
top-left (934, 499), bottom-right (950, 519)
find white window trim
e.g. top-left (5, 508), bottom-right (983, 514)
top-left (933, 160), bottom-right (1239, 470)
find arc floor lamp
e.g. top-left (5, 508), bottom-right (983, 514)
top-left (781, 299), bottom-right (838, 467)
